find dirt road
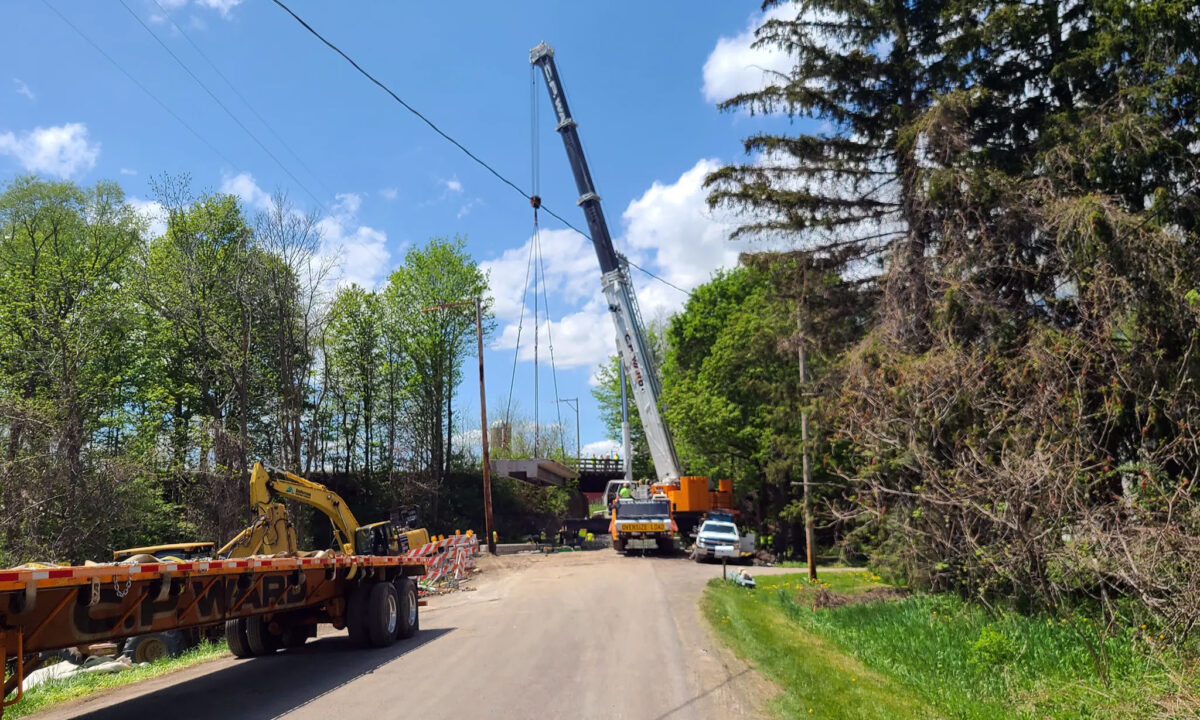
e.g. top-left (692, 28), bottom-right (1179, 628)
top-left (32, 551), bottom-right (787, 720)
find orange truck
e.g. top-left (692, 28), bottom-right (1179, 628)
top-left (651, 476), bottom-right (734, 538)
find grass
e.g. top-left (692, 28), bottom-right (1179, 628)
top-left (704, 571), bottom-right (1200, 720)
top-left (6, 641), bottom-right (229, 719)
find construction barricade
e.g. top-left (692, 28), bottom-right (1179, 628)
top-left (403, 533), bottom-right (479, 588)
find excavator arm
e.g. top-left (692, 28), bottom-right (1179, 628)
top-left (220, 462), bottom-right (362, 558)
top-left (250, 463), bottom-right (361, 554)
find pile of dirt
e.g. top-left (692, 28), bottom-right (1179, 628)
top-left (809, 586), bottom-right (909, 610)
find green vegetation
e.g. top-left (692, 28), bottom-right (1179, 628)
top-left (705, 573), bottom-right (1199, 719)
top-left (7, 642), bottom-right (229, 719)
top-left (596, 0), bottom-right (1200, 643)
top-left (0, 175), bottom-right (495, 564)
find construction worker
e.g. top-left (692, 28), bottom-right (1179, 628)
top-left (618, 485), bottom-right (632, 499)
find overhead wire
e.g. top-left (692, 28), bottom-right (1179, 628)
top-left (148, 0), bottom-right (336, 202)
top-left (41, 0), bottom-right (236, 168)
top-left (503, 237), bottom-right (536, 432)
top-left (269, 0), bottom-right (692, 298)
top-left (536, 231), bottom-right (567, 460)
top-left (118, 0), bottom-right (328, 213)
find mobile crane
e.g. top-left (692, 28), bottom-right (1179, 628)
top-left (530, 42), bottom-right (732, 542)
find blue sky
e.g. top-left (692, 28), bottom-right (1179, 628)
top-left (1, 1), bottom-right (797, 459)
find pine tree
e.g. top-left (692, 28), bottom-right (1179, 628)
top-left (706, 0), bottom-right (954, 346)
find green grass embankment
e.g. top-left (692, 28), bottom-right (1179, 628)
top-left (703, 572), bottom-right (1200, 719)
top-left (7, 641), bottom-right (229, 719)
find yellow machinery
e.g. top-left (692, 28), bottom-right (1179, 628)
top-left (219, 462), bottom-right (429, 558)
top-left (112, 542), bottom-right (215, 562)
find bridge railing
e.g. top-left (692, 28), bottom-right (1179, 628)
top-left (573, 457), bottom-right (624, 475)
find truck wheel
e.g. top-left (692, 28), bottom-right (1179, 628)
top-left (124, 632), bottom-right (186, 664)
top-left (395, 578), bottom-right (419, 640)
top-left (656, 537), bottom-right (674, 555)
top-left (366, 582), bottom-right (399, 648)
top-left (245, 616), bottom-right (279, 656)
top-left (346, 583), bottom-right (371, 647)
top-left (614, 537), bottom-right (626, 553)
top-left (281, 626), bottom-right (309, 649)
top-left (225, 619), bottom-right (253, 659)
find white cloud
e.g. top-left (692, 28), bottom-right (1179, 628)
top-left (481, 228), bottom-right (600, 324)
top-left (492, 306), bottom-right (614, 370)
top-left (129, 197), bottom-right (167, 238)
top-left (317, 192), bottom-right (391, 290)
top-left (120, 168), bottom-right (137, 176)
top-left (457, 198), bottom-right (481, 218)
top-left (702, 5), bottom-right (795, 104)
top-left (195, 0), bottom-right (242, 18)
top-left (0, 123), bottom-right (99, 178)
top-left (582, 439), bottom-right (621, 457)
top-left (620, 158), bottom-right (740, 318)
top-left (13, 79), bottom-right (34, 101)
top-left (220, 171), bottom-right (272, 211)
top-left (444, 176), bottom-right (463, 193)
top-left (148, 0), bottom-right (238, 23)
top-left (380, 187), bottom-right (398, 201)
top-left (222, 172), bottom-right (391, 290)
top-left (483, 159), bottom-right (743, 371)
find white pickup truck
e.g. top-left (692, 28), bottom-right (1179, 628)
top-left (692, 518), bottom-right (754, 562)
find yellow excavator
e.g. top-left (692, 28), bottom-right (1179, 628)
top-left (218, 462), bottom-right (429, 559)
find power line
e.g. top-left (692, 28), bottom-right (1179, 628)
top-left (148, 0), bottom-right (336, 202)
top-left (268, 0), bottom-right (692, 298)
top-left (119, 0), bottom-right (327, 212)
top-left (270, 0), bottom-right (533, 204)
top-left (42, 0), bottom-right (236, 168)
top-left (624, 258), bottom-right (692, 297)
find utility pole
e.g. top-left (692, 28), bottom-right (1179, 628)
top-left (422, 298), bottom-right (496, 555)
top-left (798, 322), bottom-right (816, 581)
top-left (476, 297), bottom-right (496, 555)
top-left (558, 398), bottom-right (579, 465)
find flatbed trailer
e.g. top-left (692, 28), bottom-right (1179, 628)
top-left (1, 553), bottom-right (425, 713)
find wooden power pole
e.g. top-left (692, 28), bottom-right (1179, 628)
top-left (799, 325), bottom-right (817, 582)
top-left (476, 297), bottom-right (496, 555)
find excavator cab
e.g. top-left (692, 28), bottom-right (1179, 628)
top-left (354, 522), bottom-right (431, 557)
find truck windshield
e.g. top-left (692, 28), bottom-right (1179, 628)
top-left (619, 500), bottom-right (669, 518)
top-left (702, 522), bottom-right (738, 536)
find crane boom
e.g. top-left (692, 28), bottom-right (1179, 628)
top-left (530, 41), bottom-right (682, 482)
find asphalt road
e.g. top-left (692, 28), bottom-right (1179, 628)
top-left (32, 551), bottom-right (786, 720)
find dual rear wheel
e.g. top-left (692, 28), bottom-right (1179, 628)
top-left (226, 576), bottom-right (420, 658)
top-left (349, 577), bottom-right (419, 648)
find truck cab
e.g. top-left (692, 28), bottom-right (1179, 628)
top-left (692, 519), bottom-right (742, 562)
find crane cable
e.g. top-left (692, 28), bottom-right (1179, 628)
top-left (270, 0), bottom-right (691, 298)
